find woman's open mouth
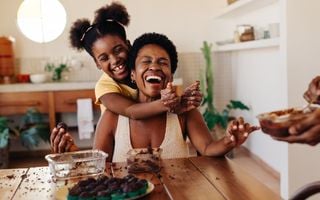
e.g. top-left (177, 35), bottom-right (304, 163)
top-left (144, 75), bottom-right (166, 91)
top-left (145, 75), bottom-right (162, 84)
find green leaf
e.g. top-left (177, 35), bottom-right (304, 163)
top-left (0, 128), bottom-right (9, 148)
top-left (229, 100), bottom-right (250, 110)
top-left (20, 128), bottom-right (41, 149)
top-left (0, 117), bottom-right (9, 131)
top-left (34, 124), bottom-right (50, 143)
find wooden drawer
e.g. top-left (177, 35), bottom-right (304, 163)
top-left (0, 92), bottom-right (49, 115)
top-left (54, 89), bottom-right (98, 113)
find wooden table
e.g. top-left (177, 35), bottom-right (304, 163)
top-left (0, 156), bottom-right (280, 200)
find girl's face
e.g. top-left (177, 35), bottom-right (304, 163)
top-left (131, 44), bottom-right (173, 101)
top-left (92, 35), bottom-right (129, 81)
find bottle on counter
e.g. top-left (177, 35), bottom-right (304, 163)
top-left (0, 36), bottom-right (15, 83)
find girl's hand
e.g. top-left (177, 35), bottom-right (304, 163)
top-left (181, 80), bottom-right (203, 109)
top-left (304, 76), bottom-right (320, 104)
top-left (160, 82), bottom-right (180, 111)
top-left (50, 122), bottom-right (78, 153)
top-left (174, 81), bottom-right (203, 114)
top-left (224, 117), bottom-right (260, 147)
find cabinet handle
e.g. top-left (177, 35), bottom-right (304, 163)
top-left (64, 99), bottom-right (76, 105)
top-left (0, 101), bottom-right (41, 107)
top-left (64, 99), bottom-right (93, 105)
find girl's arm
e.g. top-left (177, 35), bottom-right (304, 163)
top-left (99, 83), bottom-right (178, 119)
top-left (93, 109), bottom-right (118, 162)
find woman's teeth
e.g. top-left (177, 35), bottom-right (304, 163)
top-left (145, 75), bottom-right (162, 83)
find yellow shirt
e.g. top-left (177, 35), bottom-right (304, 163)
top-left (95, 73), bottom-right (137, 113)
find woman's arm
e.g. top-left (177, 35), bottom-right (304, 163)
top-left (184, 109), bottom-right (234, 156)
top-left (93, 110), bottom-right (118, 162)
top-left (184, 109), bottom-right (258, 156)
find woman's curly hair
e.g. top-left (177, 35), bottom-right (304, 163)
top-left (69, 2), bottom-right (130, 56)
top-left (128, 33), bottom-right (178, 74)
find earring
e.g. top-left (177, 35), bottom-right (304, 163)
top-left (131, 79), bottom-right (136, 84)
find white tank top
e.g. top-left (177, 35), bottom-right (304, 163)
top-left (112, 112), bottom-right (189, 162)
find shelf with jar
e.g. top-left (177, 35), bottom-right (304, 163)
top-left (215, 37), bottom-right (279, 52)
top-left (215, 23), bottom-right (280, 52)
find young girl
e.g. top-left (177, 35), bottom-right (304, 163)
top-left (69, 2), bottom-right (201, 116)
top-left (50, 2), bottom-right (201, 153)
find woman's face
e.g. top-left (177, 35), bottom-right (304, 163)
top-left (92, 35), bottom-right (129, 81)
top-left (131, 44), bottom-right (173, 101)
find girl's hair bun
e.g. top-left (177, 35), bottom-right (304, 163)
top-left (69, 19), bottom-right (91, 51)
top-left (94, 2), bottom-right (130, 26)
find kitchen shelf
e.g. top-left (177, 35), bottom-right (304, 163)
top-left (214, 0), bottom-right (278, 19)
top-left (215, 38), bottom-right (279, 52)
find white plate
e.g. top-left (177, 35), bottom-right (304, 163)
top-left (54, 181), bottom-right (154, 200)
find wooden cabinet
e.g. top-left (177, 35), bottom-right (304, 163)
top-left (0, 92), bottom-right (49, 115)
top-left (0, 89), bottom-right (98, 130)
top-left (54, 90), bottom-right (98, 113)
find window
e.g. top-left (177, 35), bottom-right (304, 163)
top-left (17, 0), bottom-right (67, 43)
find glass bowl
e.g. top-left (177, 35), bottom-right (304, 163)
top-left (126, 148), bottom-right (162, 173)
top-left (257, 105), bottom-right (319, 137)
top-left (45, 149), bottom-right (108, 180)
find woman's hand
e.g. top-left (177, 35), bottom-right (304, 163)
top-left (224, 117), bottom-right (260, 147)
top-left (272, 109), bottom-right (320, 146)
top-left (303, 76), bottom-right (320, 104)
top-left (50, 122), bottom-right (78, 153)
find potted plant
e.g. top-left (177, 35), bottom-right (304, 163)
top-left (0, 117), bottom-right (16, 168)
top-left (45, 62), bottom-right (69, 81)
top-left (0, 108), bottom-right (50, 168)
top-left (200, 41), bottom-right (250, 139)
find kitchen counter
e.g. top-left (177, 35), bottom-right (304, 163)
top-left (0, 81), bottom-right (96, 93)
top-left (0, 81), bottom-right (98, 130)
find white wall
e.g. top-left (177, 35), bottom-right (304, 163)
top-left (211, 1), bottom-right (286, 174)
top-left (0, 0), bottom-right (221, 58)
top-left (230, 47), bottom-right (287, 173)
top-left (286, 0), bottom-right (320, 198)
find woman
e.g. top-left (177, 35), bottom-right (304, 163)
top-left (93, 32), bottom-right (259, 162)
